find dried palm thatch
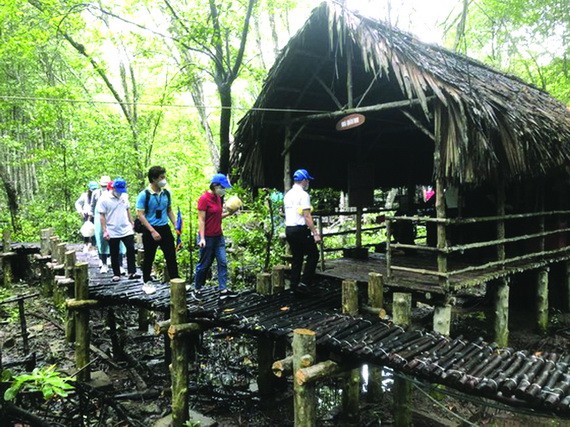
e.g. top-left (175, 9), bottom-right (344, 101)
top-left (232, 1), bottom-right (570, 189)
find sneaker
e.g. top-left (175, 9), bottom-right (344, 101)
top-left (100, 264), bottom-right (109, 274)
top-left (106, 258), bottom-right (112, 266)
top-left (83, 244), bottom-right (89, 253)
top-left (219, 289), bottom-right (238, 299)
top-left (120, 267), bottom-right (126, 275)
top-left (112, 276), bottom-right (121, 282)
top-left (142, 282), bottom-right (156, 295)
top-left (128, 273), bottom-right (141, 280)
top-left (98, 259), bottom-right (103, 268)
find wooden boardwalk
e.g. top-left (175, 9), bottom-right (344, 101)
top-left (77, 251), bottom-right (570, 417)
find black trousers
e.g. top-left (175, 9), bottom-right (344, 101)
top-left (285, 225), bottom-right (319, 288)
top-left (142, 224), bottom-right (179, 282)
top-left (109, 234), bottom-right (135, 277)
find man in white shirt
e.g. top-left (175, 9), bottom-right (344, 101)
top-left (283, 169), bottom-right (321, 295)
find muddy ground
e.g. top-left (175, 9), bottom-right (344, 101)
top-left (1, 278), bottom-right (569, 426)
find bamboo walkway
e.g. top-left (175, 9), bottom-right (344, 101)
top-left (76, 251), bottom-right (570, 418)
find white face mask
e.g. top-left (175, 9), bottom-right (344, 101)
top-left (157, 179), bottom-right (167, 188)
top-left (215, 188), bottom-right (226, 196)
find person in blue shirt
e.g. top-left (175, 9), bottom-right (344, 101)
top-left (136, 166), bottom-right (179, 294)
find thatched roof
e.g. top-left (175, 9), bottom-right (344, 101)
top-left (232, 1), bottom-right (570, 190)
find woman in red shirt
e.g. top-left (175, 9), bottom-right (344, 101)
top-left (194, 174), bottom-right (237, 299)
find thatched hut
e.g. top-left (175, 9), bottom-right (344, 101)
top-left (232, 1), bottom-right (570, 339)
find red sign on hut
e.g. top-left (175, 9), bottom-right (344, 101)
top-left (336, 113), bottom-right (365, 131)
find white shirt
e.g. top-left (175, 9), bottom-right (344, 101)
top-left (284, 183), bottom-right (312, 226)
top-left (98, 192), bottom-right (134, 238)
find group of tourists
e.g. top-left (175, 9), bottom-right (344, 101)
top-left (76, 166), bottom-right (320, 299)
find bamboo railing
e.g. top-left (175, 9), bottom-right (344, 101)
top-left (386, 210), bottom-right (570, 286)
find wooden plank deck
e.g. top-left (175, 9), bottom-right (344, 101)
top-left (317, 249), bottom-right (570, 295)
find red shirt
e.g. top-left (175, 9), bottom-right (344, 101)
top-left (197, 191), bottom-right (223, 237)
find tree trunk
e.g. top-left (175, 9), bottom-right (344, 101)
top-left (218, 85), bottom-right (232, 174)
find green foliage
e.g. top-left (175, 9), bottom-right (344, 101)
top-left (0, 288), bottom-right (19, 323)
top-left (2, 365), bottom-right (75, 402)
top-left (223, 185), bottom-right (286, 287)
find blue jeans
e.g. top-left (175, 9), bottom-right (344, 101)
top-left (194, 235), bottom-right (228, 290)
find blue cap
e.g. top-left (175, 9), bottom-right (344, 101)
top-left (293, 169), bottom-right (314, 181)
top-left (211, 173), bottom-right (232, 189)
top-left (87, 181), bottom-right (98, 191)
top-left (113, 178), bottom-right (127, 194)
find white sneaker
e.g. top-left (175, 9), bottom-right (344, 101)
top-left (98, 259), bottom-right (103, 268)
top-left (83, 244), bottom-right (89, 253)
top-left (100, 265), bottom-right (109, 274)
top-left (106, 258), bottom-right (111, 266)
top-left (120, 267), bottom-right (126, 275)
top-left (142, 282), bottom-right (156, 295)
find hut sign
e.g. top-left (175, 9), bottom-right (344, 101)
top-left (336, 113), bottom-right (365, 131)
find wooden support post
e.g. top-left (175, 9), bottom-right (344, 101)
top-left (435, 178), bottom-right (448, 289)
top-left (392, 293), bottom-right (412, 329)
top-left (57, 243), bottom-right (67, 266)
top-left (74, 262), bottom-right (90, 382)
top-left (257, 272), bottom-right (275, 397)
top-left (256, 272), bottom-right (272, 295)
top-left (136, 249), bottom-right (144, 268)
top-left (17, 299), bottom-right (29, 354)
top-left (367, 273), bottom-right (384, 402)
top-left (386, 219), bottom-right (392, 279)
top-left (283, 123), bottom-right (292, 192)
top-left (342, 279), bottom-right (360, 424)
top-left (2, 254), bottom-right (13, 288)
top-left (392, 292), bottom-right (412, 426)
top-left (342, 280), bottom-right (358, 316)
top-left (271, 265), bottom-right (285, 294)
top-left (355, 207), bottom-right (363, 248)
top-left (493, 278), bottom-right (510, 347)
top-left (170, 278), bottom-right (189, 427)
top-left (293, 329), bottom-right (316, 427)
top-left (50, 236), bottom-right (60, 261)
top-left (566, 261), bottom-right (570, 312)
top-left (318, 217), bottom-right (325, 271)
top-left (40, 228), bottom-right (53, 256)
top-left (65, 251), bottom-right (77, 343)
top-left (433, 305), bottom-right (452, 336)
top-left (367, 272), bottom-right (384, 312)
top-left (536, 267), bottom-right (549, 335)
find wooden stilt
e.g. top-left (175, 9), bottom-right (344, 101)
top-left (494, 278), bottom-right (510, 347)
top-left (57, 243), bottom-right (67, 267)
top-left (74, 262), bottom-right (90, 382)
top-left (367, 273), bottom-right (384, 402)
top-left (565, 261), bottom-right (570, 312)
top-left (40, 228), bottom-right (53, 256)
top-left (170, 278), bottom-right (189, 427)
top-left (392, 292), bottom-right (412, 426)
top-left (50, 236), bottom-right (60, 261)
top-left (342, 279), bottom-right (358, 316)
top-left (433, 305), bottom-right (452, 337)
top-left (256, 272), bottom-right (272, 295)
top-left (257, 272), bottom-right (275, 397)
top-left (392, 293), bottom-right (412, 329)
top-left (64, 251), bottom-right (77, 343)
top-left (537, 267), bottom-right (549, 335)
top-left (341, 279), bottom-right (360, 424)
top-left (293, 329), bottom-right (317, 426)
top-left (272, 265), bottom-right (285, 294)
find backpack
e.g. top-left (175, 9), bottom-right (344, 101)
top-left (134, 189), bottom-right (171, 233)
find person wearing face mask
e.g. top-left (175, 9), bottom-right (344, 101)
top-left (193, 173), bottom-right (238, 299)
top-left (98, 178), bottom-right (140, 282)
top-left (284, 169), bottom-right (320, 296)
top-left (136, 166), bottom-right (179, 294)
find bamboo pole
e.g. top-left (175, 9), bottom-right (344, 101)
top-left (355, 207), bottom-right (362, 248)
top-left (293, 329), bottom-right (317, 427)
top-left (386, 219), bottom-right (392, 279)
top-left (318, 217), bottom-right (325, 271)
top-left (283, 123), bottom-right (292, 192)
top-left (435, 178), bottom-right (448, 289)
top-left (169, 278), bottom-right (189, 427)
top-left (74, 262), bottom-right (90, 382)
top-left (536, 268), bottom-right (549, 335)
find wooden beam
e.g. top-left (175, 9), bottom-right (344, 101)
top-left (292, 96), bottom-right (436, 124)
